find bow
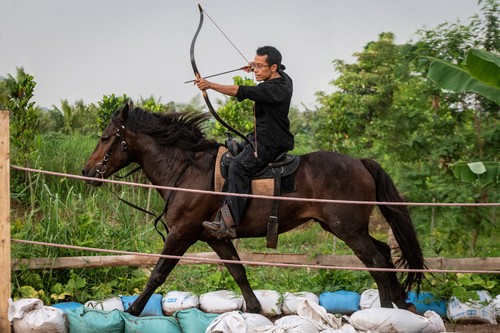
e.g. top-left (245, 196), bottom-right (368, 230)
top-left (190, 4), bottom-right (255, 150)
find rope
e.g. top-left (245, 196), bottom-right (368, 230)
top-left (11, 239), bottom-right (500, 275)
top-left (10, 165), bottom-right (500, 207)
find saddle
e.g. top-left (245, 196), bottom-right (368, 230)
top-left (213, 143), bottom-right (300, 248)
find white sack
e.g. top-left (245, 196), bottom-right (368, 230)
top-left (282, 292), bottom-right (319, 315)
top-left (13, 305), bottom-right (67, 333)
top-left (199, 290), bottom-right (243, 314)
top-left (161, 291), bottom-right (199, 315)
top-left (85, 297), bottom-right (124, 311)
top-left (296, 297), bottom-right (342, 330)
top-left (421, 310), bottom-right (446, 333)
top-left (243, 290), bottom-right (282, 316)
top-left (447, 290), bottom-right (497, 324)
top-left (349, 308), bottom-right (431, 333)
top-left (273, 315), bottom-right (320, 333)
top-left (205, 311), bottom-right (274, 333)
top-left (358, 289), bottom-right (396, 309)
top-left (8, 298), bottom-right (43, 321)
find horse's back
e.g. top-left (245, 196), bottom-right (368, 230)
top-left (294, 150), bottom-right (376, 200)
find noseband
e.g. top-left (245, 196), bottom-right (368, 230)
top-left (96, 124), bottom-right (128, 177)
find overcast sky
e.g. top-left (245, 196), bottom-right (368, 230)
top-left (0, 0), bottom-right (481, 109)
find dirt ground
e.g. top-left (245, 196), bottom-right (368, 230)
top-left (444, 322), bottom-right (499, 333)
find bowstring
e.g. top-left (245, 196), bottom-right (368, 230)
top-left (201, 6), bottom-right (251, 65)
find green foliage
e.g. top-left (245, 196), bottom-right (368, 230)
top-left (423, 273), bottom-right (499, 302)
top-left (206, 76), bottom-right (255, 142)
top-left (6, 67), bottom-right (39, 166)
top-left (427, 49), bottom-right (500, 104)
top-left (97, 94), bottom-right (130, 131)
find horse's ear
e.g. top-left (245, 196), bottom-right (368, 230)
top-left (118, 101), bottom-right (131, 123)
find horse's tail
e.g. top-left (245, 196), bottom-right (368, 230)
top-left (360, 158), bottom-right (424, 294)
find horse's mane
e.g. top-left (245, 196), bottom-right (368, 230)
top-left (116, 107), bottom-right (218, 152)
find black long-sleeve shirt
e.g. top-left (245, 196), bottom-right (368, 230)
top-left (235, 71), bottom-right (294, 152)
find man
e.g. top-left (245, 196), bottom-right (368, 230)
top-left (195, 45), bottom-right (294, 238)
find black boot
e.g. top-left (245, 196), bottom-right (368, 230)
top-left (203, 203), bottom-right (236, 239)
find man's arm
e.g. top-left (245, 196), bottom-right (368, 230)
top-left (195, 78), bottom-right (239, 97)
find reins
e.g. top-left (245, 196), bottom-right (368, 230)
top-left (96, 120), bottom-right (190, 242)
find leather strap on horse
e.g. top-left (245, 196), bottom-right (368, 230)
top-left (266, 171), bottom-right (281, 249)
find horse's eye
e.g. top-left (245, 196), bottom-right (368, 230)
top-left (101, 136), bottom-right (110, 143)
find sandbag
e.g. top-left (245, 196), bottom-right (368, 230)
top-left (122, 294), bottom-right (164, 317)
top-left (296, 297), bottom-right (342, 330)
top-left (121, 311), bottom-right (182, 333)
top-left (282, 292), bottom-right (319, 315)
top-left (447, 290), bottom-right (497, 324)
top-left (199, 290), bottom-right (243, 314)
top-left (8, 298), bottom-right (43, 321)
top-left (421, 310), bottom-right (446, 333)
top-left (273, 315), bottom-right (320, 333)
top-left (12, 305), bottom-right (67, 333)
top-left (492, 294), bottom-right (500, 321)
top-left (52, 301), bottom-right (84, 313)
top-left (161, 290), bottom-right (199, 315)
top-left (320, 325), bottom-right (358, 333)
top-left (358, 288), bottom-right (397, 309)
top-left (205, 311), bottom-right (246, 333)
top-left (406, 291), bottom-right (446, 318)
top-left (66, 307), bottom-right (124, 333)
top-left (319, 290), bottom-right (360, 315)
top-left (206, 311), bottom-right (275, 333)
top-left (173, 308), bottom-right (219, 333)
top-left (242, 289), bottom-right (282, 316)
top-left (349, 308), bottom-right (431, 333)
top-left (241, 312), bottom-right (274, 329)
top-left (85, 296), bottom-right (124, 311)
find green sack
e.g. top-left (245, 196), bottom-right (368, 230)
top-left (173, 308), bottom-right (219, 333)
top-left (66, 307), bottom-right (124, 333)
top-left (121, 312), bottom-right (181, 333)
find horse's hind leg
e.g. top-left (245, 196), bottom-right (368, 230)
top-left (126, 232), bottom-right (195, 316)
top-left (369, 236), bottom-right (411, 310)
top-left (339, 231), bottom-right (402, 308)
top-left (207, 239), bottom-right (262, 314)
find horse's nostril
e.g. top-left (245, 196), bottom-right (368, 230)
top-left (81, 169), bottom-right (86, 176)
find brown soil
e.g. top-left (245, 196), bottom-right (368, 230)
top-left (444, 322), bottom-right (499, 333)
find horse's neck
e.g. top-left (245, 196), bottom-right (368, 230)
top-left (136, 145), bottom-right (217, 193)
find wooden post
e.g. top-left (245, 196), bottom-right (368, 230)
top-left (0, 110), bottom-right (11, 332)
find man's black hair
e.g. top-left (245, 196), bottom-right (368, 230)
top-left (256, 46), bottom-right (285, 70)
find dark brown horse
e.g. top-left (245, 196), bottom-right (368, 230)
top-left (82, 103), bottom-right (424, 316)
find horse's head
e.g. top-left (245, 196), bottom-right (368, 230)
top-left (82, 101), bottom-right (135, 186)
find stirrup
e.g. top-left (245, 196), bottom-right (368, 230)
top-left (203, 220), bottom-right (223, 232)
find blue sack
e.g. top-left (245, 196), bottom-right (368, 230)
top-left (122, 294), bottom-right (164, 317)
top-left (319, 290), bottom-right (360, 315)
top-left (51, 301), bottom-right (83, 313)
top-left (406, 291), bottom-right (447, 318)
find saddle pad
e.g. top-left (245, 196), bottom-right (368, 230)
top-left (214, 146), bottom-right (276, 196)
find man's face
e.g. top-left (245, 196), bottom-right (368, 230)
top-left (252, 54), bottom-right (276, 82)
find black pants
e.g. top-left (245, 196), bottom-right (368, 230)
top-left (225, 143), bottom-right (282, 226)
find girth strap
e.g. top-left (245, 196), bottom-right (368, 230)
top-left (266, 171), bottom-right (281, 249)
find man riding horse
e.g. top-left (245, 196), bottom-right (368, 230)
top-left (195, 46), bottom-right (294, 239)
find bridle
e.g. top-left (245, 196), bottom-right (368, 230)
top-left (96, 124), bottom-right (128, 177)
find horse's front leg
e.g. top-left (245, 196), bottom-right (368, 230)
top-left (207, 239), bottom-right (262, 314)
top-left (126, 231), bottom-right (195, 316)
